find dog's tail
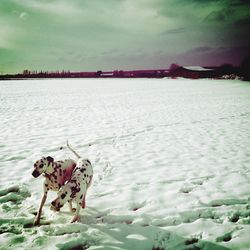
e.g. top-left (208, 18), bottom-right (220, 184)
top-left (66, 140), bottom-right (81, 159)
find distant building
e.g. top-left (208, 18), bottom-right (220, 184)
top-left (169, 66), bottom-right (216, 79)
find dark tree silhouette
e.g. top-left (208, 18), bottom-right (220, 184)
top-left (240, 55), bottom-right (250, 81)
top-left (169, 63), bottom-right (180, 71)
top-left (218, 64), bottom-right (234, 76)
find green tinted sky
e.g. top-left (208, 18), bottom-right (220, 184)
top-left (0, 0), bottom-right (250, 73)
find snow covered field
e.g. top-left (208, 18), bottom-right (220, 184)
top-left (0, 78), bottom-right (250, 250)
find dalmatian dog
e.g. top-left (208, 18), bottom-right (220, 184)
top-left (50, 141), bottom-right (93, 223)
top-left (32, 156), bottom-right (77, 225)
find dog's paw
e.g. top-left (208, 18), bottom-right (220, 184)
top-left (33, 217), bottom-right (40, 226)
top-left (71, 215), bottom-right (80, 223)
top-left (50, 205), bottom-right (60, 212)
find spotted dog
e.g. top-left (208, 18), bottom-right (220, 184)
top-left (50, 141), bottom-right (93, 223)
top-left (32, 156), bottom-right (76, 225)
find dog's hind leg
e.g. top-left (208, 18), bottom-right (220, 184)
top-left (81, 194), bottom-right (86, 209)
top-left (68, 200), bottom-right (76, 213)
top-left (71, 204), bottom-right (81, 223)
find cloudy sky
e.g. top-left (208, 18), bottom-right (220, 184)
top-left (0, 0), bottom-right (250, 73)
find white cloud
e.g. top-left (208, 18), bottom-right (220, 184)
top-left (19, 12), bottom-right (29, 20)
top-left (0, 22), bottom-right (18, 48)
top-left (13, 0), bottom-right (81, 16)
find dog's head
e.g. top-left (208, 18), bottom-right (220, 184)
top-left (32, 156), bottom-right (54, 178)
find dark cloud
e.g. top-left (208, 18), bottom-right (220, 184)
top-left (205, 11), bottom-right (226, 22)
top-left (184, 0), bottom-right (250, 5)
top-left (204, 8), bottom-right (235, 23)
top-left (189, 46), bottom-right (213, 53)
top-left (234, 17), bottom-right (250, 28)
top-left (185, 0), bottom-right (220, 3)
top-left (161, 27), bottom-right (187, 36)
top-left (179, 45), bottom-right (250, 66)
top-left (230, 0), bottom-right (250, 6)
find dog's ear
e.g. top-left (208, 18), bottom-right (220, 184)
top-left (47, 156), bottom-right (54, 162)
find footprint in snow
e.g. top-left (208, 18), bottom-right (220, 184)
top-left (228, 210), bottom-right (250, 224)
top-left (216, 232), bottom-right (233, 243)
top-left (0, 185), bottom-right (31, 205)
top-left (179, 186), bottom-right (194, 194)
top-left (207, 198), bottom-right (248, 207)
top-left (128, 201), bottom-right (146, 212)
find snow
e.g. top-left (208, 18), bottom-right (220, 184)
top-left (0, 78), bottom-right (250, 250)
top-left (183, 66), bottom-right (213, 71)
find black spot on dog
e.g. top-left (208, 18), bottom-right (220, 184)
top-left (51, 201), bottom-right (56, 206)
top-left (86, 160), bottom-right (91, 165)
top-left (80, 168), bottom-right (85, 173)
top-left (80, 195), bottom-right (83, 199)
top-left (45, 184), bottom-right (48, 187)
top-left (39, 164), bottom-right (44, 168)
top-left (61, 194), bottom-right (66, 199)
top-left (47, 156), bottom-right (54, 162)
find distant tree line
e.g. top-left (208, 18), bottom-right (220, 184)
top-left (0, 55), bottom-right (250, 81)
top-left (240, 55), bottom-right (250, 81)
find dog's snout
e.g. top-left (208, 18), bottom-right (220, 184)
top-left (32, 170), bottom-right (40, 178)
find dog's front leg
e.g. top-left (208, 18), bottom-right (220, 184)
top-left (71, 204), bottom-right (81, 223)
top-left (34, 193), bottom-right (47, 225)
top-left (34, 182), bottom-right (49, 225)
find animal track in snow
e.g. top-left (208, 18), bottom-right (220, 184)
top-left (179, 186), bottom-right (194, 194)
top-left (0, 186), bottom-right (31, 205)
top-left (228, 209), bottom-right (250, 224)
top-left (216, 232), bottom-right (233, 243)
top-left (204, 198), bottom-right (248, 207)
top-left (128, 201), bottom-right (146, 212)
